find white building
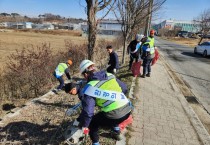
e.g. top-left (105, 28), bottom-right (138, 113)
top-left (32, 23), bottom-right (54, 30)
top-left (98, 19), bottom-right (122, 35)
top-left (154, 19), bottom-right (200, 33)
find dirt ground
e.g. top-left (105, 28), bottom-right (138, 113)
top-left (0, 45), bottom-right (133, 144)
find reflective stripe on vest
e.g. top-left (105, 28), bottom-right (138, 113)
top-left (148, 37), bottom-right (155, 54)
top-left (55, 63), bottom-right (68, 78)
top-left (150, 47), bottom-right (155, 54)
top-left (83, 73), bottom-right (129, 112)
top-left (148, 37), bottom-right (154, 47)
top-left (143, 42), bottom-right (154, 55)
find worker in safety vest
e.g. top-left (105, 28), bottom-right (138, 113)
top-left (53, 60), bottom-right (72, 92)
top-left (148, 29), bottom-right (155, 48)
top-left (65, 59), bottom-right (132, 145)
top-left (127, 34), bottom-right (144, 70)
top-left (140, 33), bottom-right (155, 78)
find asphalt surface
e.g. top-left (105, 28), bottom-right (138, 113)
top-left (156, 37), bottom-right (210, 114)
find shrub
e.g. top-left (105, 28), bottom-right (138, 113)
top-left (95, 36), bottom-right (124, 69)
top-left (0, 36), bottom-right (123, 101)
top-left (5, 43), bottom-right (55, 98)
top-left (64, 40), bottom-right (87, 74)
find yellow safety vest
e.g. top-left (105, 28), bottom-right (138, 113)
top-left (55, 63), bottom-right (68, 78)
top-left (86, 73), bottom-right (129, 112)
top-left (148, 36), bottom-right (155, 54)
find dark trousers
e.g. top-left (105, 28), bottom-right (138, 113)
top-left (142, 58), bottom-right (153, 75)
top-left (89, 112), bottom-right (130, 143)
top-left (129, 54), bottom-right (139, 70)
top-left (53, 72), bottom-right (64, 90)
top-left (107, 66), bottom-right (116, 74)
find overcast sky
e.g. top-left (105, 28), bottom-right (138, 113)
top-left (0, 0), bottom-right (209, 23)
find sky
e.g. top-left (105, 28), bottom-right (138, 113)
top-left (156, 0), bottom-right (210, 23)
top-left (0, 0), bottom-right (210, 23)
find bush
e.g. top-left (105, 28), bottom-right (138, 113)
top-left (5, 43), bottom-right (55, 98)
top-left (0, 36), bottom-right (123, 101)
top-left (158, 29), bottom-right (179, 37)
top-left (94, 36), bottom-right (123, 70)
top-left (64, 40), bottom-right (87, 74)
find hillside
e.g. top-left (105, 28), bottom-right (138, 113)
top-left (0, 15), bottom-right (86, 24)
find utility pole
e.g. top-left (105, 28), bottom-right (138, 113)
top-left (144, 0), bottom-right (153, 36)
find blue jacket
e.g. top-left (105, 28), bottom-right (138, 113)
top-left (108, 51), bottom-right (119, 69)
top-left (78, 70), bottom-right (128, 127)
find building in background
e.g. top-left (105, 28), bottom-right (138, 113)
top-left (153, 19), bottom-right (200, 34)
top-left (0, 22), bottom-right (33, 29)
top-left (32, 23), bottom-right (54, 30)
top-left (0, 19), bottom-right (123, 35)
top-left (98, 19), bottom-right (122, 35)
top-left (80, 19), bottom-right (122, 35)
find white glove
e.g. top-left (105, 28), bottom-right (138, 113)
top-left (66, 128), bottom-right (84, 144)
top-left (66, 127), bottom-right (89, 144)
top-left (72, 120), bottom-right (80, 126)
top-left (113, 68), bottom-right (117, 74)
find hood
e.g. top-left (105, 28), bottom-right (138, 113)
top-left (88, 70), bottom-right (108, 81)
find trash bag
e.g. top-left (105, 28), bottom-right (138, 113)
top-left (131, 61), bottom-right (141, 77)
top-left (119, 115), bottom-right (133, 131)
top-left (152, 48), bottom-right (159, 66)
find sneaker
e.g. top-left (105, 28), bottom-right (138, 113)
top-left (92, 142), bottom-right (100, 145)
top-left (52, 89), bottom-right (61, 94)
top-left (52, 89), bottom-right (58, 94)
top-left (111, 131), bottom-right (122, 141)
top-left (146, 73), bottom-right (151, 77)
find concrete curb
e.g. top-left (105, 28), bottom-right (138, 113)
top-left (0, 90), bottom-right (55, 126)
top-left (128, 77), bottom-right (137, 99)
top-left (160, 54), bottom-right (210, 145)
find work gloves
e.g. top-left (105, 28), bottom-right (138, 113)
top-left (113, 68), bottom-right (117, 74)
top-left (66, 119), bottom-right (89, 144)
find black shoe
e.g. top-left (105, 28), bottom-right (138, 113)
top-left (141, 74), bottom-right (146, 78)
top-left (110, 131), bottom-right (122, 141)
top-left (52, 89), bottom-right (61, 94)
top-left (146, 73), bottom-right (151, 77)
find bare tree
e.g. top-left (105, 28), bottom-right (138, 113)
top-left (144, 0), bottom-right (153, 36)
top-left (194, 8), bottom-right (210, 44)
top-left (85, 0), bottom-right (115, 61)
top-left (114, 0), bottom-right (166, 64)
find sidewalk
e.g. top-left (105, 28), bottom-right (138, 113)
top-left (128, 59), bottom-right (205, 145)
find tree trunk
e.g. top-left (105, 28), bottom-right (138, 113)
top-left (87, 2), bottom-right (98, 61)
top-left (198, 37), bottom-right (203, 45)
top-left (144, 0), bottom-right (153, 36)
top-left (122, 36), bottom-right (127, 64)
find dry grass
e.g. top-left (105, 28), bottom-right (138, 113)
top-left (0, 30), bottom-right (87, 67)
top-left (163, 37), bottom-right (201, 48)
top-left (163, 37), bottom-right (210, 48)
top-left (0, 49), bottom-right (131, 145)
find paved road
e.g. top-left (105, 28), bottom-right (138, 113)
top-left (156, 37), bottom-right (210, 113)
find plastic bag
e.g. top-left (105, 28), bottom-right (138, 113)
top-left (152, 48), bottom-right (159, 66)
top-left (131, 61), bottom-right (141, 77)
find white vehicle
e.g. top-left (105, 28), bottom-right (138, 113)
top-left (194, 41), bottom-right (210, 57)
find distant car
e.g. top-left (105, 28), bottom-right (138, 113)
top-left (194, 41), bottom-right (210, 57)
top-left (177, 31), bottom-right (188, 38)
